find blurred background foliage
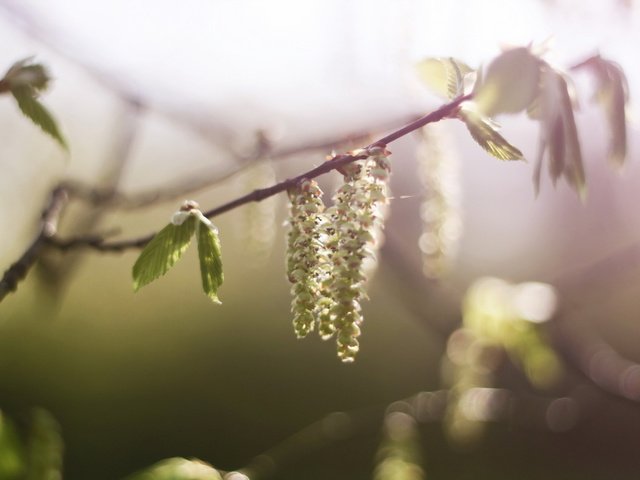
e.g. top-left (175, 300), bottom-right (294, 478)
top-left (1, 0), bottom-right (640, 479)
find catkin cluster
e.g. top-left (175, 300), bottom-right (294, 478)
top-left (286, 147), bottom-right (391, 362)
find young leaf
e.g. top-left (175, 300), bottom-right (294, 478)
top-left (581, 57), bottom-right (629, 166)
top-left (11, 86), bottom-right (68, 151)
top-left (535, 66), bottom-right (586, 198)
top-left (600, 61), bottom-right (628, 166)
top-left (475, 47), bottom-right (542, 117)
top-left (415, 57), bottom-right (473, 99)
top-left (458, 106), bottom-right (524, 160)
top-left (0, 58), bottom-right (50, 93)
top-left (0, 412), bottom-right (26, 479)
top-left (196, 219), bottom-right (224, 304)
top-left (132, 216), bottom-right (197, 291)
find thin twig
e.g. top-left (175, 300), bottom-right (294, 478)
top-left (60, 113), bottom-right (417, 210)
top-left (0, 187), bottom-right (68, 301)
top-left (1, 95), bottom-right (469, 301)
top-left (51, 94), bottom-right (471, 253)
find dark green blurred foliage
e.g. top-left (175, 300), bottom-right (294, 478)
top-left (0, 408), bottom-right (62, 480)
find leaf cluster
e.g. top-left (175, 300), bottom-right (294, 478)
top-left (132, 201), bottom-right (224, 304)
top-left (417, 47), bottom-right (630, 197)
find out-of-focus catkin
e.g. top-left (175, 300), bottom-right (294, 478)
top-left (417, 125), bottom-right (462, 279)
top-left (235, 159), bottom-right (278, 263)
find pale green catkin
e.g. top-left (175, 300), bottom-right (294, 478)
top-left (327, 147), bottom-right (391, 362)
top-left (285, 148), bottom-right (391, 360)
top-left (286, 179), bottom-right (327, 338)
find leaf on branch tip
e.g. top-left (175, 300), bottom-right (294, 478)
top-left (415, 57), bottom-right (473, 99)
top-left (132, 216), bottom-right (197, 291)
top-left (458, 106), bottom-right (524, 161)
top-left (11, 86), bottom-right (68, 150)
top-left (534, 66), bottom-right (586, 198)
top-left (196, 219), bottom-right (224, 304)
top-left (475, 47), bottom-right (542, 117)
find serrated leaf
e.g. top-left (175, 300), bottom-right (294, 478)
top-left (126, 457), bottom-right (222, 480)
top-left (416, 57), bottom-right (473, 99)
top-left (196, 219), bottom-right (224, 304)
top-left (132, 216), bottom-right (197, 291)
top-left (11, 86), bottom-right (68, 150)
top-left (458, 106), bottom-right (524, 160)
top-left (475, 47), bottom-right (542, 117)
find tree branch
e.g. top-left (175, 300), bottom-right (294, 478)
top-left (0, 187), bottom-right (68, 301)
top-left (48, 93), bottom-right (471, 253)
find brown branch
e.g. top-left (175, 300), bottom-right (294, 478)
top-left (59, 112), bottom-right (419, 211)
top-left (49, 94), bottom-right (471, 253)
top-left (0, 187), bottom-right (68, 301)
top-left (1, 94), bottom-right (469, 301)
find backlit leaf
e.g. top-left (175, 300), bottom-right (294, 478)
top-left (0, 58), bottom-right (50, 93)
top-left (11, 86), bottom-right (68, 150)
top-left (579, 56), bottom-right (629, 166)
top-left (475, 47), bottom-right (542, 117)
top-left (458, 106), bottom-right (524, 161)
top-left (536, 66), bottom-right (586, 198)
top-left (132, 216), bottom-right (197, 291)
top-left (416, 57), bottom-right (473, 99)
top-left (196, 218), bottom-right (224, 304)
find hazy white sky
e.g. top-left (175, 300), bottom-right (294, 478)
top-left (0, 0), bottom-right (638, 278)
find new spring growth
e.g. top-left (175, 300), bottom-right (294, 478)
top-left (284, 147), bottom-right (391, 361)
top-left (328, 145), bottom-right (391, 362)
top-left (286, 179), bottom-right (327, 338)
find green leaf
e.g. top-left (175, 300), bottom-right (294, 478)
top-left (126, 457), bottom-right (223, 480)
top-left (132, 216), bottom-right (197, 291)
top-left (196, 219), bottom-right (224, 304)
top-left (0, 58), bottom-right (50, 93)
top-left (11, 86), bottom-right (68, 150)
top-left (475, 47), bottom-right (542, 117)
top-left (458, 106), bottom-right (524, 161)
top-left (415, 57), bottom-right (473, 99)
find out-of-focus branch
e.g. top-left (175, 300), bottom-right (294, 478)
top-left (0, 186), bottom-right (68, 301)
top-left (234, 382), bottom-right (600, 480)
top-left (552, 320), bottom-right (640, 403)
top-left (60, 113), bottom-right (419, 210)
top-left (1, 102), bottom-right (141, 301)
top-left (0, 0), bottom-right (234, 149)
